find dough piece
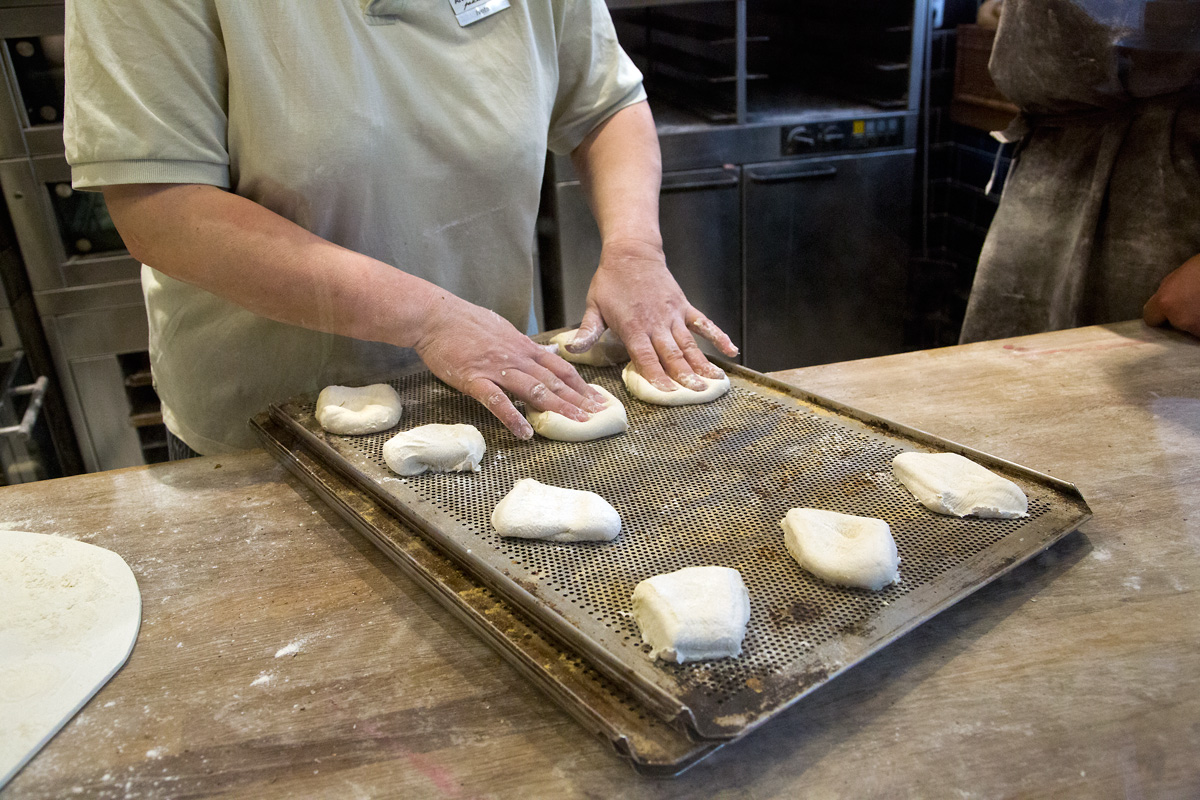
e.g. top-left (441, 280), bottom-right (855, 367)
top-left (491, 478), bottom-right (621, 542)
top-left (780, 508), bottom-right (900, 591)
top-left (315, 383), bottom-right (402, 435)
top-left (631, 566), bottom-right (751, 663)
top-left (551, 328), bottom-right (629, 366)
top-left (892, 451), bottom-right (1028, 519)
top-left (621, 362), bottom-right (730, 406)
top-left (526, 384), bottom-right (628, 442)
top-left (1, 531), bottom-right (141, 788)
top-left (382, 424), bottom-right (485, 476)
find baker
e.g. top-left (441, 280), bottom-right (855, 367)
top-left (959, 0), bottom-right (1200, 343)
top-left (63, 0), bottom-right (737, 458)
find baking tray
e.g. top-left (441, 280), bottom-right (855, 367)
top-left (262, 358), bottom-right (1091, 747)
top-left (252, 414), bottom-right (718, 776)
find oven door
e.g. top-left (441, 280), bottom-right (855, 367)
top-left (742, 148), bottom-right (914, 372)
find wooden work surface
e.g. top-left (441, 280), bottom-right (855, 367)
top-left (4, 321), bottom-right (1199, 798)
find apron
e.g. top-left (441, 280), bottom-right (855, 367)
top-left (958, 0), bottom-right (1200, 343)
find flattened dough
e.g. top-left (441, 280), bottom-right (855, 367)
top-left (491, 478), bottom-right (621, 542)
top-left (631, 566), bottom-right (750, 663)
top-left (526, 384), bottom-right (628, 442)
top-left (892, 451), bottom-right (1028, 518)
top-left (1, 531), bottom-right (141, 788)
top-left (780, 508), bottom-right (900, 591)
top-left (315, 383), bottom-right (402, 435)
top-left (551, 328), bottom-right (629, 366)
top-left (621, 362), bottom-right (730, 406)
top-left (382, 424), bottom-right (485, 476)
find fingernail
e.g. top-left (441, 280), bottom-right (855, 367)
top-left (699, 363), bottom-right (725, 379)
top-left (517, 423), bottom-right (534, 440)
top-left (680, 374), bottom-right (707, 392)
top-left (569, 408), bottom-right (592, 423)
top-left (652, 378), bottom-right (678, 392)
top-left (583, 399), bottom-right (605, 413)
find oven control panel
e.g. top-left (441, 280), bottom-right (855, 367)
top-left (782, 116), bottom-right (906, 156)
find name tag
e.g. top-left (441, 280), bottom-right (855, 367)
top-left (448, 0), bottom-right (510, 26)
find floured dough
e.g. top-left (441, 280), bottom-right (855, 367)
top-left (526, 384), bottom-right (628, 442)
top-left (892, 451), bottom-right (1028, 519)
top-left (315, 383), bottom-right (402, 435)
top-left (631, 566), bottom-right (750, 663)
top-left (491, 478), bottom-right (621, 542)
top-left (780, 508), bottom-right (900, 591)
top-left (1, 531), bottom-right (141, 787)
top-left (551, 328), bottom-right (629, 366)
top-left (621, 362), bottom-right (730, 406)
top-left (382, 424), bottom-right (485, 476)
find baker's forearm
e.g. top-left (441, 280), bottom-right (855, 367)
top-left (102, 183), bottom-right (441, 349)
top-left (101, 182), bottom-right (605, 439)
top-left (570, 100), bottom-right (663, 254)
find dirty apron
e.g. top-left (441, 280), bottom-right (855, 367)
top-left (958, 0), bottom-right (1200, 343)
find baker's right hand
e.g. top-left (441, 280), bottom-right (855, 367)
top-left (412, 291), bottom-right (607, 440)
top-left (1144, 253), bottom-right (1200, 337)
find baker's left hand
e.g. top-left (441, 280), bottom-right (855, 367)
top-left (568, 239), bottom-right (739, 392)
top-left (1144, 253), bottom-right (1200, 337)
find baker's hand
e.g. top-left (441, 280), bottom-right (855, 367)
top-left (568, 239), bottom-right (738, 392)
top-left (413, 291), bottom-right (606, 439)
top-left (1144, 254), bottom-right (1200, 337)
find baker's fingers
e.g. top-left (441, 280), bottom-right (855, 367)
top-left (567, 307), bottom-right (606, 354)
top-left (651, 330), bottom-right (707, 392)
top-left (623, 333), bottom-right (677, 392)
top-left (533, 348), bottom-right (607, 406)
top-left (1143, 293), bottom-right (1168, 327)
top-left (688, 312), bottom-right (739, 358)
top-left (497, 366), bottom-right (598, 421)
top-left (461, 376), bottom-right (533, 440)
top-left (673, 319), bottom-right (725, 379)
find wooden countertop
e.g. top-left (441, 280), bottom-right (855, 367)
top-left (4, 321), bottom-right (1199, 798)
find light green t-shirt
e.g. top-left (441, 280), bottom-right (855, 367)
top-left (64, 0), bottom-right (645, 454)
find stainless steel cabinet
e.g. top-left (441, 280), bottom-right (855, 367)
top-left (742, 149), bottom-right (914, 372)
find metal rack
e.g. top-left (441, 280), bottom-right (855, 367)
top-left (0, 0), bottom-right (166, 472)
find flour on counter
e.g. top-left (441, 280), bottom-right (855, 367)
top-left (274, 637), bottom-right (310, 658)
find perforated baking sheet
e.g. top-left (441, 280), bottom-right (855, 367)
top-left (268, 359), bottom-right (1091, 741)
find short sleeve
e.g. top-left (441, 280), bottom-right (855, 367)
top-left (547, 0), bottom-right (646, 155)
top-left (64, 0), bottom-right (231, 190)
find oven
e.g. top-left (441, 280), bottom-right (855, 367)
top-left (0, 1), bottom-right (167, 473)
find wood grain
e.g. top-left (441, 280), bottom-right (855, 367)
top-left (4, 321), bottom-right (1199, 798)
